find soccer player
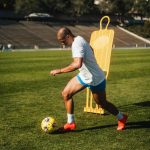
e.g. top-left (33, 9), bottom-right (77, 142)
top-left (50, 27), bottom-right (128, 131)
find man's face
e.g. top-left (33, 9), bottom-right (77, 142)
top-left (57, 34), bottom-right (70, 47)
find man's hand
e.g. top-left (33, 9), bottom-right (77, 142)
top-left (50, 69), bottom-right (61, 76)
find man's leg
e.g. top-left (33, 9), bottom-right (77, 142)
top-left (61, 76), bottom-right (85, 130)
top-left (92, 90), bottom-right (119, 116)
top-left (92, 90), bottom-right (128, 130)
top-left (62, 76), bottom-right (85, 114)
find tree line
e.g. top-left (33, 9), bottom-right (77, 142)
top-left (0, 0), bottom-right (149, 18)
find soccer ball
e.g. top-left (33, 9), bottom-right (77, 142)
top-left (41, 117), bottom-right (56, 133)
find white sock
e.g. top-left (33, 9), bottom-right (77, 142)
top-left (116, 112), bottom-right (123, 120)
top-left (67, 113), bottom-right (75, 123)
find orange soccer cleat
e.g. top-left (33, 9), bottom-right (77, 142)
top-left (63, 122), bottom-right (76, 131)
top-left (117, 114), bottom-right (128, 131)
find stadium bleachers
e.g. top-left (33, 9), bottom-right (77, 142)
top-left (113, 26), bottom-right (149, 47)
top-left (0, 20), bottom-right (149, 49)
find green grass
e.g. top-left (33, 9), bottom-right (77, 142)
top-left (0, 49), bottom-right (150, 150)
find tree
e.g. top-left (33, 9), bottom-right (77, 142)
top-left (112, 0), bottom-right (134, 22)
top-left (39, 0), bottom-right (71, 14)
top-left (94, 0), bottom-right (113, 14)
top-left (71, 0), bottom-right (85, 17)
top-left (12, 0), bottom-right (150, 19)
top-left (15, 0), bottom-right (42, 14)
top-left (94, 0), bottom-right (133, 15)
top-left (0, 0), bottom-right (15, 10)
top-left (94, 0), bottom-right (134, 24)
top-left (15, 0), bottom-right (72, 15)
top-left (132, 0), bottom-right (150, 19)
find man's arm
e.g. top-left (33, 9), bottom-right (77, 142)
top-left (50, 57), bottom-right (83, 76)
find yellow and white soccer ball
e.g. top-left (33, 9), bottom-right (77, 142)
top-left (41, 117), bottom-right (56, 133)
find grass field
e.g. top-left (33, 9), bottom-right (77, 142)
top-left (0, 49), bottom-right (150, 150)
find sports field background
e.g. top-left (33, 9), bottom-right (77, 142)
top-left (0, 49), bottom-right (150, 150)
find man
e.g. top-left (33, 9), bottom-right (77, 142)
top-left (50, 27), bottom-right (128, 131)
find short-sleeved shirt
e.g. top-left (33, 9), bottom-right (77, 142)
top-left (71, 36), bottom-right (105, 86)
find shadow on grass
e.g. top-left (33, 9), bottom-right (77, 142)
top-left (75, 120), bottom-right (150, 132)
top-left (125, 120), bottom-right (150, 129)
top-left (52, 120), bottom-right (150, 134)
top-left (118, 101), bottom-right (150, 112)
top-left (133, 101), bottom-right (150, 107)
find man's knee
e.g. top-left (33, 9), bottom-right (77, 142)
top-left (61, 90), bottom-right (72, 101)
